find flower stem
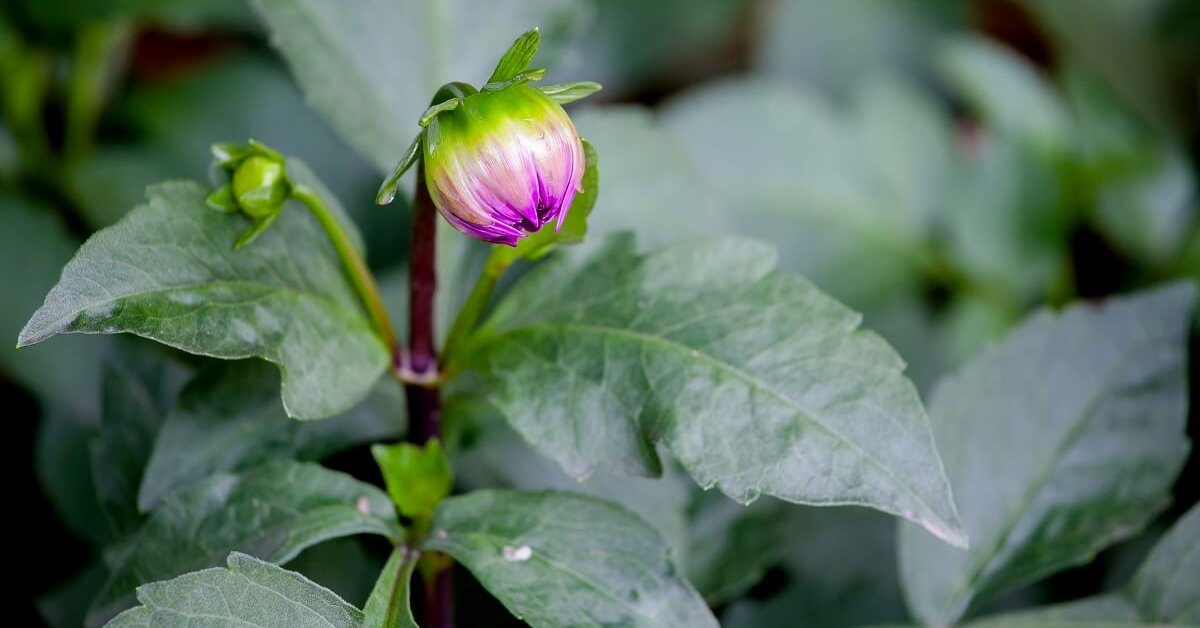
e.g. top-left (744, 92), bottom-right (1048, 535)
top-left (292, 185), bottom-right (398, 353)
top-left (404, 163), bottom-right (454, 628)
top-left (440, 248), bottom-right (511, 371)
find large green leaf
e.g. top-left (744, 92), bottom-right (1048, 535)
top-left (17, 179), bottom-right (389, 420)
top-left (253, 0), bottom-right (591, 171)
top-left (425, 489), bottom-right (718, 627)
top-left (107, 552), bottom-right (363, 628)
top-left (88, 461), bottom-right (399, 625)
top-left (137, 360), bottom-right (403, 510)
top-left (464, 235), bottom-right (966, 547)
top-left (899, 283), bottom-right (1196, 625)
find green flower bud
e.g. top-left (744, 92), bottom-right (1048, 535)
top-left (206, 140), bottom-right (293, 249)
top-left (232, 155), bottom-right (289, 219)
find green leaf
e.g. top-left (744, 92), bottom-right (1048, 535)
top-left (489, 28), bottom-right (541, 83)
top-left (17, 179), bottom-right (389, 420)
top-left (899, 283), bottom-right (1196, 626)
top-left (88, 461), bottom-right (399, 625)
top-left (253, 0), bottom-right (591, 171)
top-left (362, 548), bottom-right (419, 628)
top-left (937, 36), bottom-right (1070, 151)
top-left (425, 489), bottom-right (718, 627)
top-left (371, 439), bottom-right (453, 519)
top-left (1126, 503), bottom-right (1200, 624)
top-left (536, 81), bottom-right (603, 104)
top-left (660, 77), bottom-right (937, 307)
top-left (107, 552), bottom-right (364, 628)
top-left (494, 138), bottom-right (599, 264)
top-left (137, 360), bottom-right (403, 511)
top-left (465, 235), bottom-right (966, 547)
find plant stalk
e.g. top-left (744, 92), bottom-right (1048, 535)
top-left (293, 185), bottom-right (398, 353)
top-left (405, 162), bottom-right (453, 628)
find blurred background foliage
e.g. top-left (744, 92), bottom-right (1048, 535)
top-left (2, 0), bottom-right (1198, 625)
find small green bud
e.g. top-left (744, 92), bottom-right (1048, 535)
top-left (233, 155), bottom-right (288, 218)
top-left (207, 139), bottom-right (293, 249)
top-left (371, 439), bottom-right (452, 520)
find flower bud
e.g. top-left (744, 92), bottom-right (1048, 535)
top-left (232, 155), bottom-right (289, 219)
top-left (206, 140), bottom-right (293, 249)
top-left (422, 84), bottom-right (586, 246)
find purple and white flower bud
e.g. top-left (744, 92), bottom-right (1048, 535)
top-left (422, 84), bottom-right (586, 246)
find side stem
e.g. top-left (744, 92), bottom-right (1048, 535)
top-left (293, 185), bottom-right (398, 353)
top-left (405, 163), bottom-right (453, 628)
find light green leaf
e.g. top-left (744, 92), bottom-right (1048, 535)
top-left (372, 439), bottom-right (453, 519)
top-left (89, 461), bottom-right (399, 625)
top-left (137, 360), bottom-right (403, 511)
top-left (253, 0), bottom-right (591, 171)
top-left (489, 28), bottom-right (541, 83)
top-left (362, 548), bottom-right (419, 628)
top-left (17, 180), bottom-right (389, 420)
top-left (937, 36), bottom-right (1070, 151)
top-left (106, 552), bottom-right (364, 628)
top-left (537, 81), bottom-right (603, 105)
top-left (466, 235), bottom-right (966, 547)
top-left (426, 489), bottom-right (718, 627)
top-left (1127, 503), bottom-right (1200, 624)
top-left (899, 283), bottom-right (1196, 625)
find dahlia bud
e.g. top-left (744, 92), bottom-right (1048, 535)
top-left (375, 27), bottom-right (602, 248)
top-left (206, 140), bottom-right (293, 248)
top-left (422, 84), bottom-right (585, 246)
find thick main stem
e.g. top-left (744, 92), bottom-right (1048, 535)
top-left (405, 168), bottom-right (442, 444)
top-left (405, 164), bottom-right (453, 628)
